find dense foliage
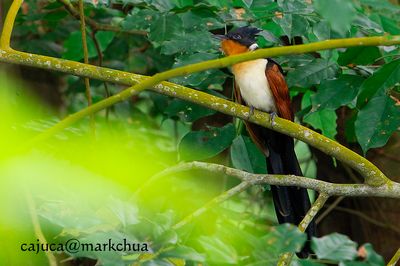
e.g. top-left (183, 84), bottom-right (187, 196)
top-left (1, 0), bottom-right (399, 265)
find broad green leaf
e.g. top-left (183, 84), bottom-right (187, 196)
top-left (230, 135), bottom-right (267, 174)
top-left (198, 236), bottom-right (238, 264)
top-left (378, 15), bottom-right (400, 35)
top-left (311, 233), bottom-right (358, 261)
top-left (274, 14), bottom-right (309, 40)
top-left (253, 224), bottom-right (307, 260)
top-left (312, 75), bottom-right (365, 111)
top-left (361, 243), bottom-right (385, 266)
top-left (357, 59), bottom-right (400, 108)
top-left (63, 31), bottom-right (97, 61)
top-left (179, 124), bottom-right (236, 161)
top-left (149, 14), bottom-right (183, 47)
top-left (122, 8), bottom-right (160, 31)
top-left (171, 0), bottom-right (194, 8)
top-left (304, 109), bottom-right (337, 139)
top-left (172, 53), bottom-right (226, 88)
top-left (108, 198), bottom-right (139, 227)
top-left (313, 0), bottom-right (356, 35)
top-left (95, 31), bottom-right (116, 52)
top-left (338, 47), bottom-right (381, 66)
top-left (163, 99), bottom-right (216, 122)
top-left (353, 14), bottom-right (383, 34)
top-left (160, 246), bottom-right (205, 262)
top-left (161, 31), bottom-right (216, 55)
top-left (63, 31), bottom-right (115, 61)
top-left (293, 260), bottom-right (325, 266)
top-left (287, 59), bottom-right (339, 88)
top-left (355, 95), bottom-right (400, 153)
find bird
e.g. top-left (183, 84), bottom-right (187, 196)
top-left (216, 26), bottom-right (315, 257)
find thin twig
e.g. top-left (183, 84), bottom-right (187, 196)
top-left (387, 248), bottom-right (400, 266)
top-left (25, 189), bottom-right (58, 266)
top-left (78, 0), bottom-right (95, 134)
top-left (277, 193), bottom-right (330, 266)
top-left (316, 196), bottom-right (345, 224)
top-left (58, 0), bottom-right (146, 36)
top-left (331, 205), bottom-right (400, 235)
top-left (172, 181), bottom-right (252, 230)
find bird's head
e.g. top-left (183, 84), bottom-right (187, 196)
top-left (215, 26), bottom-right (262, 56)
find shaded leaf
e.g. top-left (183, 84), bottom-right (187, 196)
top-left (312, 75), bottom-right (365, 111)
top-left (355, 95), bottom-right (400, 153)
top-left (160, 246), bottom-right (205, 262)
top-left (311, 233), bottom-right (358, 261)
top-left (164, 99), bottom-right (216, 122)
top-left (198, 236), bottom-right (238, 264)
top-left (357, 59), bottom-right (400, 108)
top-left (338, 47), bottom-right (381, 66)
top-left (304, 109), bottom-right (337, 139)
top-left (253, 224), bottom-right (307, 260)
top-left (179, 124), bottom-right (236, 161)
top-left (287, 59), bottom-right (339, 88)
top-left (230, 135), bottom-right (267, 174)
top-left (314, 0), bottom-right (356, 35)
top-left (149, 14), bottom-right (183, 47)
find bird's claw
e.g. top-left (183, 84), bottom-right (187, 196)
top-left (246, 106), bottom-right (255, 120)
top-left (269, 112), bottom-right (277, 127)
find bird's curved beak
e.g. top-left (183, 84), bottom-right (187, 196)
top-left (213, 34), bottom-right (228, 40)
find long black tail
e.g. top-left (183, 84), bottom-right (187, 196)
top-left (262, 127), bottom-right (315, 258)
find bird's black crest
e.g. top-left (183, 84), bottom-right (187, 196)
top-left (226, 26), bottom-right (262, 47)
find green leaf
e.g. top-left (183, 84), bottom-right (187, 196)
top-left (355, 95), bottom-right (400, 153)
top-left (230, 135), bottom-right (267, 174)
top-left (149, 14), bottom-right (183, 47)
top-left (313, 0), bottom-right (356, 35)
top-left (163, 99), bottom-right (216, 122)
top-left (338, 47), bottom-right (381, 66)
top-left (171, 53), bottom-right (226, 88)
top-left (108, 198), bottom-right (139, 227)
top-left (122, 8), bottom-right (160, 31)
top-left (253, 224), bottom-right (307, 260)
top-left (63, 31), bottom-right (115, 61)
top-left (292, 260), bottom-right (325, 266)
top-left (95, 31), bottom-right (116, 52)
top-left (357, 59), bottom-right (400, 108)
top-left (287, 59), bottom-right (339, 88)
top-left (161, 31), bottom-right (216, 55)
top-left (160, 246), bottom-right (205, 262)
top-left (312, 75), bottom-right (365, 111)
top-left (304, 109), bottom-right (337, 139)
top-left (311, 233), bottom-right (358, 261)
top-left (362, 243), bottom-right (385, 266)
top-left (198, 236), bottom-right (238, 264)
top-left (179, 124), bottom-right (236, 161)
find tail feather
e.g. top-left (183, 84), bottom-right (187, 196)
top-left (263, 128), bottom-right (315, 258)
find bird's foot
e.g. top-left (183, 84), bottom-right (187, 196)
top-left (246, 106), bottom-right (255, 121)
top-left (269, 112), bottom-right (277, 127)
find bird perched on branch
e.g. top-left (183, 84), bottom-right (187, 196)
top-left (215, 26), bottom-right (315, 258)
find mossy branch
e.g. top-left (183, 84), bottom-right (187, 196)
top-left (1, 1), bottom-right (399, 188)
top-left (147, 162), bottom-right (400, 198)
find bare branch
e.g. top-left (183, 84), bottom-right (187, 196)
top-left (148, 162), bottom-right (400, 198)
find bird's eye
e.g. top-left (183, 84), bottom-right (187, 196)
top-left (232, 34), bottom-right (242, 40)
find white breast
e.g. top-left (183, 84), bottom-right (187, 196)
top-left (233, 59), bottom-right (277, 113)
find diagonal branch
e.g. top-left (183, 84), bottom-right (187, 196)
top-left (143, 162), bottom-right (400, 198)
